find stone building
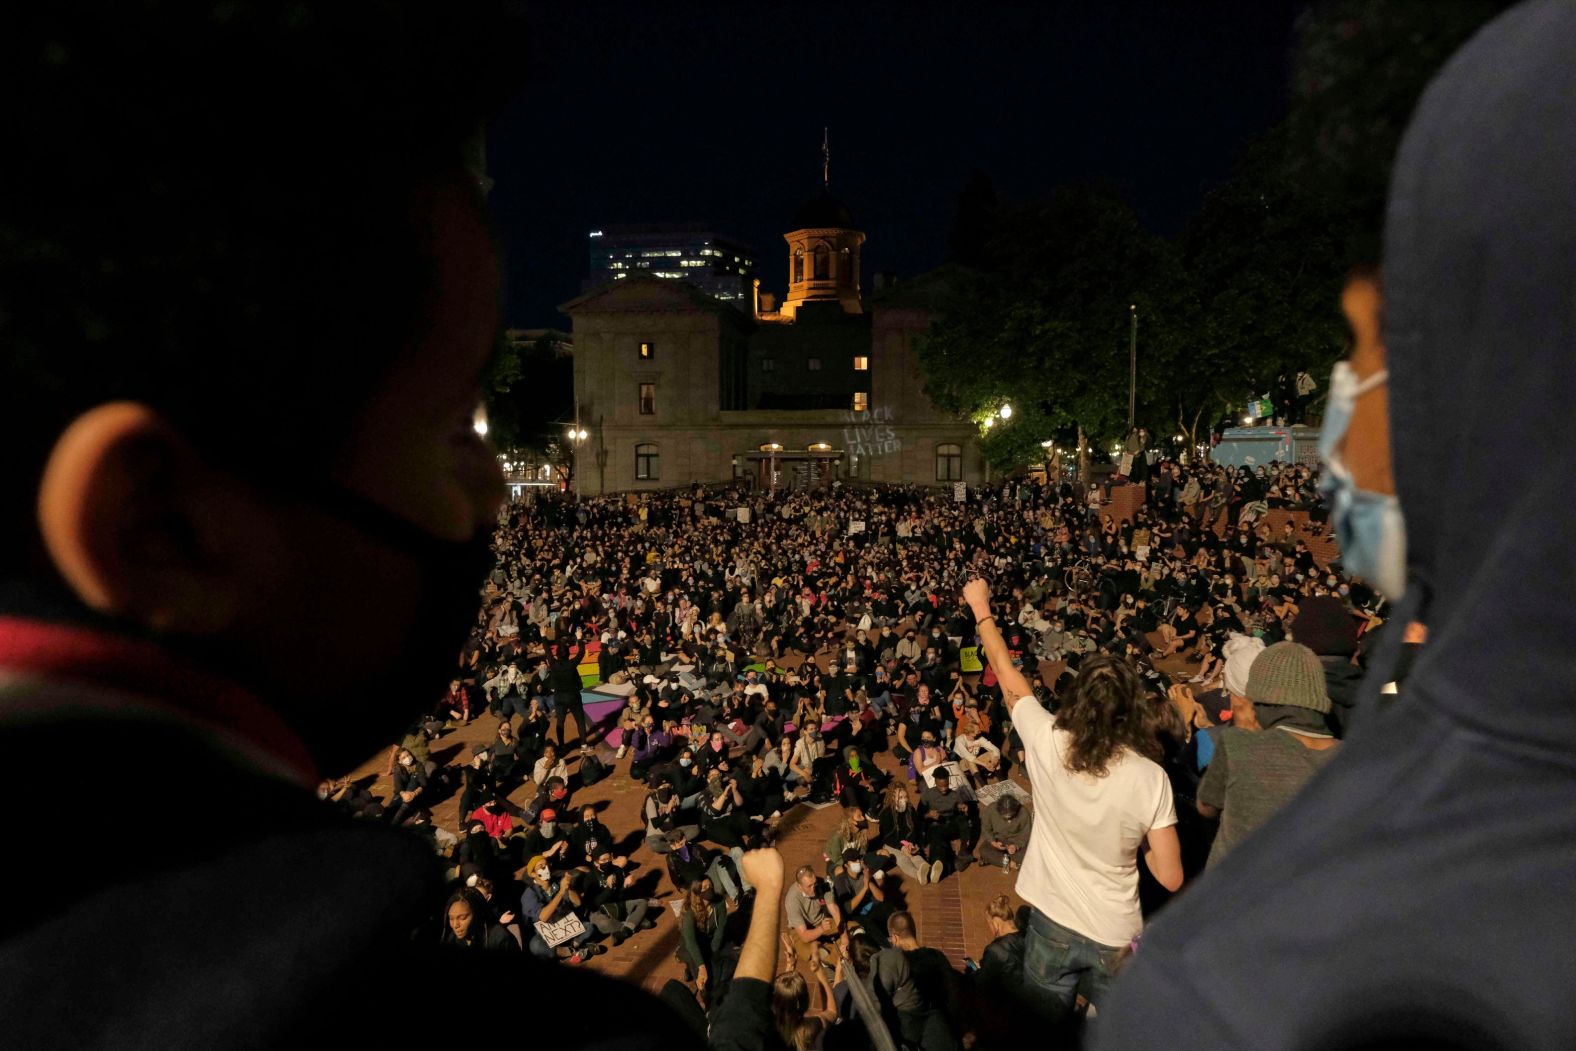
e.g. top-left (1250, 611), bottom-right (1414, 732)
top-left (560, 192), bottom-right (982, 494)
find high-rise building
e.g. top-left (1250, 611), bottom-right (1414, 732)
top-left (585, 224), bottom-right (757, 308)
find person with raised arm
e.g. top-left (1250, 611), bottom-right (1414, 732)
top-left (961, 578), bottom-right (1182, 1027)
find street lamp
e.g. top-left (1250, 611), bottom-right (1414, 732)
top-left (566, 425), bottom-right (588, 499)
top-left (998, 404), bottom-right (1013, 420)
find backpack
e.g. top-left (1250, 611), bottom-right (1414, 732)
top-left (579, 751), bottom-right (608, 788)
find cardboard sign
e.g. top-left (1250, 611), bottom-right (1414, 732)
top-left (959, 646), bottom-right (982, 673)
top-left (976, 779), bottom-right (1032, 810)
top-left (533, 913), bottom-right (587, 949)
top-left (848, 520), bottom-right (866, 535)
top-left (953, 482), bottom-right (967, 503)
top-left (919, 761), bottom-right (963, 790)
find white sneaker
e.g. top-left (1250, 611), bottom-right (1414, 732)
top-left (615, 745), bottom-right (628, 760)
top-left (930, 860), bottom-right (945, 883)
top-left (917, 864), bottom-right (930, 886)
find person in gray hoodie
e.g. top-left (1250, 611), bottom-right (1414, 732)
top-left (1095, 4), bottom-right (1576, 1048)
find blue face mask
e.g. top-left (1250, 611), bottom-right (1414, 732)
top-left (1319, 363), bottom-right (1408, 599)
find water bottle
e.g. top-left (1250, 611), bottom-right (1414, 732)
top-left (1002, 851), bottom-right (1010, 873)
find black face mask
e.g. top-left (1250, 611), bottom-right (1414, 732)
top-left (286, 478), bottom-right (496, 770)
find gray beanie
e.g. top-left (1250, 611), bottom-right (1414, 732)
top-left (1244, 642), bottom-right (1331, 714)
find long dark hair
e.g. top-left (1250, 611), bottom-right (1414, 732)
top-left (1056, 654), bottom-right (1160, 776)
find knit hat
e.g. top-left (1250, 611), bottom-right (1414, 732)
top-left (1290, 597), bottom-right (1359, 657)
top-left (1221, 633), bottom-right (1266, 698)
top-left (1245, 642), bottom-right (1331, 714)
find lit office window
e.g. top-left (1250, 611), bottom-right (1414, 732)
top-left (853, 356), bottom-right (869, 371)
top-left (852, 392), bottom-right (869, 412)
top-left (639, 383), bottom-right (655, 415)
top-left (639, 342), bottom-right (654, 360)
top-left (761, 358), bottom-right (776, 373)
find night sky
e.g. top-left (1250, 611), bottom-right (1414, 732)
top-left (487, 1), bottom-right (1310, 329)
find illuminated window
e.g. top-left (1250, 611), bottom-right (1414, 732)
top-left (852, 392), bottom-right (869, 412)
top-left (807, 358), bottom-right (822, 371)
top-left (793, 248), bottom-right (804, 283)
top-left (936, 443), bottom-right (963, 482)
top-left (639, 383), bottom-right (655, 415)
top-left (639, 342), bottom-right (654, 360)
top-left (813, 244), bottom-right (829, 280)
top-left (853, 356), bottom-right (869, 371)
top-left (761, 358), bottom-right (776, 373)
top-left (635, 443), bottom-right (659, 481)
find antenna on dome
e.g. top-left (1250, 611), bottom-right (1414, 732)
top-left (821, 127), bottom-right (829, 190)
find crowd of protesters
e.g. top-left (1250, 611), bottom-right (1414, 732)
top-left (317, 455), bottom-right (1383, 1046)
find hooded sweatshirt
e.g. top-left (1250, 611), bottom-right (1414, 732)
top-left (1095, 5), bottom-right (1576, 1048)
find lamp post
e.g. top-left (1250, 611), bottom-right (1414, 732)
top-left (1128, 304), bottom-right (1137, 432)
top-left (566, 423), bottom-right (588, 500)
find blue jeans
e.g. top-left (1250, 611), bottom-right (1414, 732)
top-left (1023, 907), bottom-right (1125, 1021)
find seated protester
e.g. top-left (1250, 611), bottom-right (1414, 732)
top-left (978, 795), bottom-right (1030, 870)
top-left (384, 747), bottom-right (429, 826)
top-left (846, 693), bottom-right (886, 759)
top-left (833, 745), bottom-right (886, 812)
top-left (918, 767), bottom-right (976, 875)
top-left (831, 848), bottom-right (893, 945)
top-left (694, 728), bottom-right (732, 776)
top-left (317, 777), bottom-right (382, 821)
top-left (467, 794), bottom-right (520, 842)
top-left (700, 765), bottom-right (754, 851)
top-left (457, 743), bottom-right (498, 822)
top-left (441, 890), bottom-right (519, 952)
top-left (784, 865), bottom-right (843, 957)
top-left (489, 721), bottom-right (527, 786)
top-left (517, 695), bottom-right (551, 769)
top-left (876, 782), bottom-right (944, 885)
top-left (790, 727), bottom-right (837, 804)
top-left (440, 679), bottom-right (473, 725)
top-left (745, 696), bottom-right (787, 756)
top-left (953, 725), bottom-right (1002, 786)
top-left (643, 777), bottom-right (700, 854)
top-left (524, 773), bottom-right (574, 822)
top-left (653, 746), bottom-right (707, 807)
top-left (665, 827), bottom-right (746, 905)
top-left (1196, 643), bottom-right (1340, 869)
top-left (454, 818), bottom-right (511, 890)
top-left (764, 735), bottom-right (799, 802)
top-left (629, 714), bottom-right (674, 781)
top-left (614, 685), bottom-right (655, 759)
top-left (580, 851), bottom-right (654, 947)
top-left (467, 876), bottom-right (521, 949)
top-left (824, 806), bottom-right (885, 875)
top-left (566, 802), bottom-right (613, 870)
top-left (909, 731), bottom-right (949, 785)
top-left (675, 877), bottom-right (730, 987)
top-left (520, 808), bottom-right (571, 870)
top-left (517, 854), bottom-right (603, 963)
top-left (532, 742), bottom-right (571, 788)
top-left (886, 911), bottom-right (963, 1051)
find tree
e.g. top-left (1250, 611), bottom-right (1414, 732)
top-left (483, 331), bottom-right (573, 456)
top-left (920, 187), bottom-right (1193, 478)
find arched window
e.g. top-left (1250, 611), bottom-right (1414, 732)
top-left (840, 246), bottom-right (852, 285)
top-left (813, 243), bottom-right (830, 280)
top-left (935, 443), bottom-right (963, 482)
top-left (635, 442), bottom-right (659, 481)
top-left (793, 247), bottom-right (804, 283)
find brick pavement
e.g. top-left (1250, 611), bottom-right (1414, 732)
top-left (347, 687), bottom-right (1030, 996)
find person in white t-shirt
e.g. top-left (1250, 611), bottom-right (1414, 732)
top-left (962, 578), bottom-right (1183, 1025)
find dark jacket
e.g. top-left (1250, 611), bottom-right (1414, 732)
top-left (1095, 9), bottom-right (1576, 1049)
top-left (549, 640), bottom-right (585, 695)
top-left (1320, 655), bottom-right (1365, 739)
top-left (0, 657), bottom-right (696, 1049)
